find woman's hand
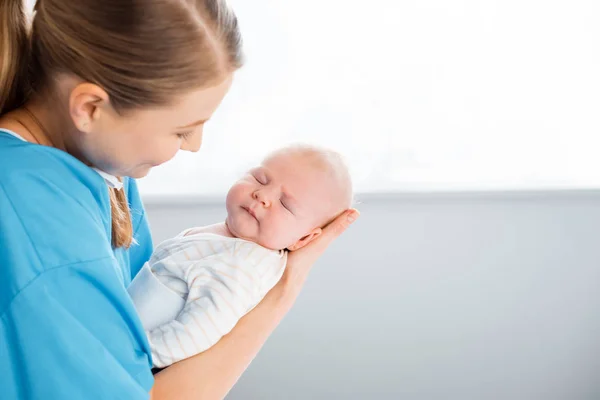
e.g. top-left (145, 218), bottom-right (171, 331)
top-left (278, 208), bottom-right (360, 301)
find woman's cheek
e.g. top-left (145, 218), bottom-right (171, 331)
top-left (158, 141), bottom-right (181, 165)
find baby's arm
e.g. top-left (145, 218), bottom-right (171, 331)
top-left (146, 253), bottom-right (262, 368)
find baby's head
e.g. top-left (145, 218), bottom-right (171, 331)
top-left (225, 145), bottom-right (353, 251)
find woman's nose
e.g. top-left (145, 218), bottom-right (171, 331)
top-left (180, 127), bottom-right (204, 153)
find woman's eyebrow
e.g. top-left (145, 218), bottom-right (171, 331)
top-left (177, 118), bottom-right (208, 129)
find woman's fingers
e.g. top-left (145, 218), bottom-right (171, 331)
top-left (294, 208), bottom-right (360, 262)
top-left (326, 208), bottom-right (359, 240)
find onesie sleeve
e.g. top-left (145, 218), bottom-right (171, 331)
top-left (147, 243), bottom-right (263, 368)
top-left (145, 238), bottom-right (288, 368)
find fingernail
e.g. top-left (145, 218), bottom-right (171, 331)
top-left (347, 210), bottom-right (359, 223)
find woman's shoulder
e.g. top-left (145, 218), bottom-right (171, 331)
top-left (0, 136), bottom-right (111, 230)
top-left (0, 132), bottom-right (107, 196)
top-left (0, 134), bottom-right (115, 288)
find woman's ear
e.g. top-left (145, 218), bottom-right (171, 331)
top-left (69, 83), bottom-right (110, 133)
top-left (287, 228), bottom-right (323, 252)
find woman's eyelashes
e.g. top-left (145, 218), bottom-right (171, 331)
top-left (176, 131), bottom-right (194, 140)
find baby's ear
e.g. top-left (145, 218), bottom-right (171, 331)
top-left (287, 228), bottom-right (323, 251)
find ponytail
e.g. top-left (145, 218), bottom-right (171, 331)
top-left (108, 184), bottom-right (134, 249)
top-left (0, 0), bottom-right (30, 115)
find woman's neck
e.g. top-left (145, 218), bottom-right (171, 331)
top-left (0, 108), bottom-right (43, 145)
top-left (0, 97), bottom-right (91, 166)
top-left (0, 104), bottom-right (59, 148)
top-left (20, 98), bottom-right (68, 149)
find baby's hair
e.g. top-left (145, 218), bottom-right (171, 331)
top-left (264, 144), bottom-right (354, 210)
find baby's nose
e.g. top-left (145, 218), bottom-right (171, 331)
top-left (253, 190), bottom-right (271, 207)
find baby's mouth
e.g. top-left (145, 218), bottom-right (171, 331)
top-left (242, 205), bottom-right (258, 221)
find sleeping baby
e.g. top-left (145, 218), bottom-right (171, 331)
top-left (128, 144), bottom-right (353, 368)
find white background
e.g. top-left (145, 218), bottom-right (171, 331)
top-left (27, 0), bottom-right (600, 195)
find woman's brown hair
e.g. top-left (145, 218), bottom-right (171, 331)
top-left (0, 0), bottom-right (244, 248)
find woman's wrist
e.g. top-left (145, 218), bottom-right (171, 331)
top-left (267, 278), bottom-right (300, 312)
top-left (276, 263), bottom-right (311, 304)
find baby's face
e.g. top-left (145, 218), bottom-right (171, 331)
top-left (225, 152), bottom-right (343, 250)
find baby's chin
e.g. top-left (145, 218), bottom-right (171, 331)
top-left (225, 214), bottom-right (262, 244)
top-left (225, 216), bottom-right (288, 251)
top-left (224, 214), bottom-right (245, 239)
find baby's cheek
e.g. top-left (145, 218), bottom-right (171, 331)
top-left (271, 228), bottom-right (298, 250)
top-left (255, 226), bottom-right (282, 251)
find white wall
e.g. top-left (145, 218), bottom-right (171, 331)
top-left (145, 191), bottom-right (600, 399)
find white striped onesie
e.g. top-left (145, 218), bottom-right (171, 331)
top-left (127, 229), bottom-right (287, 368)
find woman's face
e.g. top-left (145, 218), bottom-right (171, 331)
top-left (75, 75), bottom-right (233, 178)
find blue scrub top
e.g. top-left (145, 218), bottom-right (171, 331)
top-left (0, 130), bottom-right (155, 399)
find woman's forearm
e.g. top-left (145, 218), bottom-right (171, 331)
top-left (151, 278), bottom-right (301, 400)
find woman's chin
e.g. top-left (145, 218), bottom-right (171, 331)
top-left (126, 165), bottom-right (153, 179)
